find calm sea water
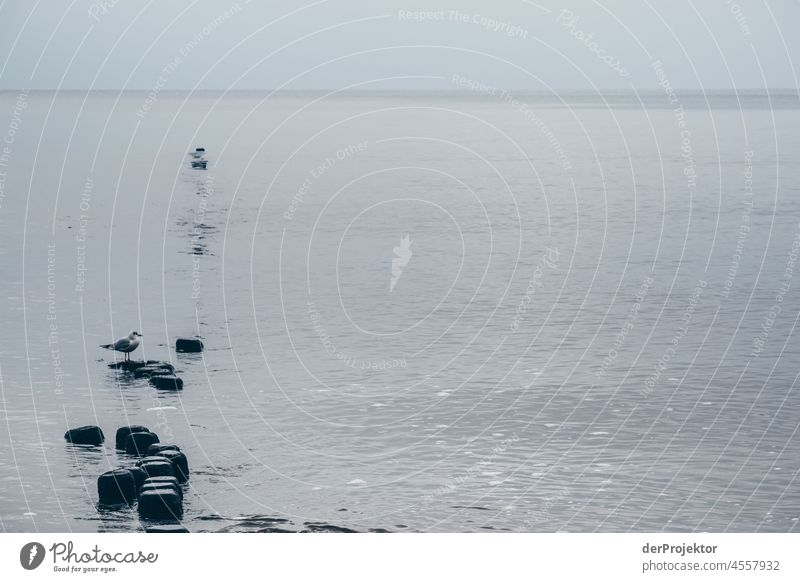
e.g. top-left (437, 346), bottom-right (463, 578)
top-left (1, 91), bottom-right (799, 532)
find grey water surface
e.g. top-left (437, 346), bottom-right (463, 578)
top-left (0, 91), bottom-right (799, 532)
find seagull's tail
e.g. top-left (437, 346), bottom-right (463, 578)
top-left (99, 343), bottom-right (113, 349)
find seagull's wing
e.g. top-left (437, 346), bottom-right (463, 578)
top-left (113, 337), bottom-right (132, 351)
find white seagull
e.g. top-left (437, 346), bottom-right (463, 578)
top-left (100, 331), bottom-right (142, 361)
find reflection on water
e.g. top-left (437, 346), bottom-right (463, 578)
top-left (196, 513), bottom-right (375, 533)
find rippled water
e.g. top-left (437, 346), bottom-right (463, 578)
top-left (1, 91), bottom-right (799, 532)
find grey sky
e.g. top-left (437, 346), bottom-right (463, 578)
top-left (1, 0), bottom-right (798, 91)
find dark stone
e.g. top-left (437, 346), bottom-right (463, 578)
top-left (145, 524), bottom-right (189, 533)
top-left (176, 338), bottom-right (204, 353)
top-left (128, 466), bottom-right (147, 490)
top-left (133, 365), bottom-right (175, 378)
top-left (97, 469), bottom-right (136, 505)
top-left (146, 443), bottom-right (180, 456)
top-left (151, 375), bottom-right (183, 391)
top-left (139, 460), bottom-right (175, 479)
top-left (138, 489), bottom-right (183, 520)
top-left (143, 476), bottom-right (180, 489)
top-left (140, 483), bottom-right (182, 499)
top-left (124, 431), bottom-right (159, 456)
top-left (136, 456), bottom-right (170, 466)
top-left (109, 360), bottom-right (169, 372)
top-left (156, 450), bottom-right (190, 482)
top-left (108, 360), bottom-right (146, 371)
top-left (64, 425), bottom-right (104, 446)
top-left (115, 425), bottom-right (150, 450)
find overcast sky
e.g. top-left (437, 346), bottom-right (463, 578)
top-left (1, 0), bottom-right (798, 92)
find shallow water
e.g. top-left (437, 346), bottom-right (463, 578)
top-left (0, 91), bottom-right (799, 532)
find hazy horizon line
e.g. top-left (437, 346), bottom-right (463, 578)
top-left (1, 88), bottom-right (799, 95)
